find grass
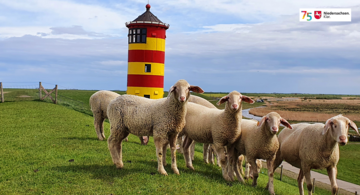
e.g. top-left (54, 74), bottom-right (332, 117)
top-left (0, 101), bottom-right (331, 194)
top-left (1, 89), bottom-right (359, 193)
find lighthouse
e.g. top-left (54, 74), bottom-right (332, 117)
top-left (125, 4), bottom-right (169, 99)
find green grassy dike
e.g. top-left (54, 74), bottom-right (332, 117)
top-left (0, 101), bottom-right (331, 194)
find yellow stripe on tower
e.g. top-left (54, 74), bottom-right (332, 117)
top-left (127, 87), bottom-right (164, 99)
top-left (128, 37), bottom-right (165, 51)
top-left (127, 62), bottom-right (164, 76)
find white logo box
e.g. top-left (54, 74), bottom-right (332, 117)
top-left (299, 8), bottom-right (351, 22)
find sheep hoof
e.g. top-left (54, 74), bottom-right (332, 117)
top-left (159, 170), bottom-right (168, 176)
top-left (187, 165), bottom-right (195, 170)
top-left (173, 168), bottom-right (180, 175)
top-left (115, 163), bottom-right (123, 169)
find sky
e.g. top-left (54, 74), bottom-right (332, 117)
top-left (0, 0), bottom-right (360, 94)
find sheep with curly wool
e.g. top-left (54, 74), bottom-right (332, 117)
top-left (273, 115), bottom-right (359, 195)
top-left (180, 91), bottom-right (254, 181)
top-left (107, 79), bottom-right (204, 176)
top-left (231, 112), bottom-right (292, 195)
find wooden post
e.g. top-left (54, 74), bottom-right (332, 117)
top-left (55, 85), bottom-right (58, 104)
top-left (355, 191), bottom-right (357, 195)
top-left (280, 165), bottom-right (283, 181)
top-left (1, 82), bottom-right (4, 103)
top-left (39, 82), bottom-right (42, 100)
top-left (312, 178), bottom-right (315, 193)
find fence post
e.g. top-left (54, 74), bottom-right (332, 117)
top-left (280, 165), bottom-right (283, 181)
top-left (55, 85), bottom-right (58, 104)
top-left (355, 191), bottom-right (357, 195)
top-left (1, 82), bottom-right (4, 103)
top-left (312, 178), bottom-right (315, 193)
top-left (39, 82), bottom-right (42, 100)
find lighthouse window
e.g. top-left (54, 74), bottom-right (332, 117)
top-left (145, 64), bottom-right (151, 72)
top-left (128, 28), bottom-right (147, 43)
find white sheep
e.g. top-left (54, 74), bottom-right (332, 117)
top-left (230, 112), bottom-right (292, 195)
top-left (187, 95), bottom-right (219, 164)
top-left (237, 155), bottom-right (262, 180)
top-left (107, 79), bottom-right (204, 176)
top-left (89, 90), bottom-right (122, 141)
top-left (89, 90), bottom-right (148, 144)
top-left (273, 115), bottom-right (359, 195)
top-left (180, 91), bottom-right (254, 181)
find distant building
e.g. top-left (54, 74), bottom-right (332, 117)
top-left (125, 4), bottom-right (169, 99)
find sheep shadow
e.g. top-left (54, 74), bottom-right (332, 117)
top-left (52, 164), bottom-right (146, 183)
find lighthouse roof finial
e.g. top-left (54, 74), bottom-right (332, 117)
top-left (146, 4), bottom-right (151, 11)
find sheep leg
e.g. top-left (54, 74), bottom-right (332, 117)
top-left (272, 149), bottom-right (283, 173)
top-left (238, 155), bottom-right (245, 176)
top-left (244, 157), bottom-right (251, 179)
top-left (107, 128), bottom-right (129, 169)
top-left (154, 136), bottom-right (168, 176)
top-left (226, 145), bottom-right (236, 181)
top-left (209, 145), bottom-right (216, 165)
top-left (266, 159), bottom-right (275, 195)
top-left (327, 166), bottom-right (338, 195)
top-left (190, 141), bottom-right (195, 161)
top-left (203, 144), bottom-right (210, 163)
top-left (248, 158), bottom-right (259, 187)
top-left (214, 145), bottom-right (231, 181)
top-left (169, 133), bottom-right (180, 175)
top-left (233, 152), bottom-right (245, 183)
top-left (94, 114), bottom-right (105, 140)
top-left (303, 167), bottom-right (313, 195)
top-left (183, 136), bottom-right (195, 170)
top-left (297, 169), bottom-right (305, 195)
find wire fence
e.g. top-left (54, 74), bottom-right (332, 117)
top-left (0, 82), bottom-right (96, 116)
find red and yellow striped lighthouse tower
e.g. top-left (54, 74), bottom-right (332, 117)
top-left (125, 4), bottom-right (169, 99)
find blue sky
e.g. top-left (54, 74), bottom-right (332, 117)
top-left (1, 0), bottom-right (360, 94)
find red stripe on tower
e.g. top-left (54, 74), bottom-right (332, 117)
top-left (127, 75), bottom-right (164, 88)
top-left (128, 50), bottom-right (165, 64)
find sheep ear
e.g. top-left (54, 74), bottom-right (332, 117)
top-left (242, 95), bottom-right (254, 104)
top-left (258, 116), bottom-right (267, 127)
top-left (167, 86), bottom-right (176, 97)
top-left (349, 120), bottom-right (359, 135)
top-left (280, 118), bottom-right (292, 129)
top-left (189, 85), bottom-right (204, 94)
top-left (323, 119), bottom-right (333, 135)
top-left (217, 96), bottom-right (229, 105)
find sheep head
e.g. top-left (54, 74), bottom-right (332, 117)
top-left (168, 79), bottom-right (204, 103)
top-left (217, 91), bottom-right (254, 112)
top-left (257, 112), bottom-right (292, 134)
top-left (323, 115), bottom-right (359, 146)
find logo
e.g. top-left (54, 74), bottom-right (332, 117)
top-left (301, 11), bottom-right (312, 21)
top-left (300, 8), bottom-right (351, 22)
top-left (314, 11), bottom-right (321, 19)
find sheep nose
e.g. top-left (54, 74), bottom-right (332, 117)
top-left (232, 104), bottom-right (238, 110)
top-left (339, 135), bottom-right (347, 145)
top-left (180, 96), bottom-right (186, 102)
top-left (271, 126), bottom-right (278, 133)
